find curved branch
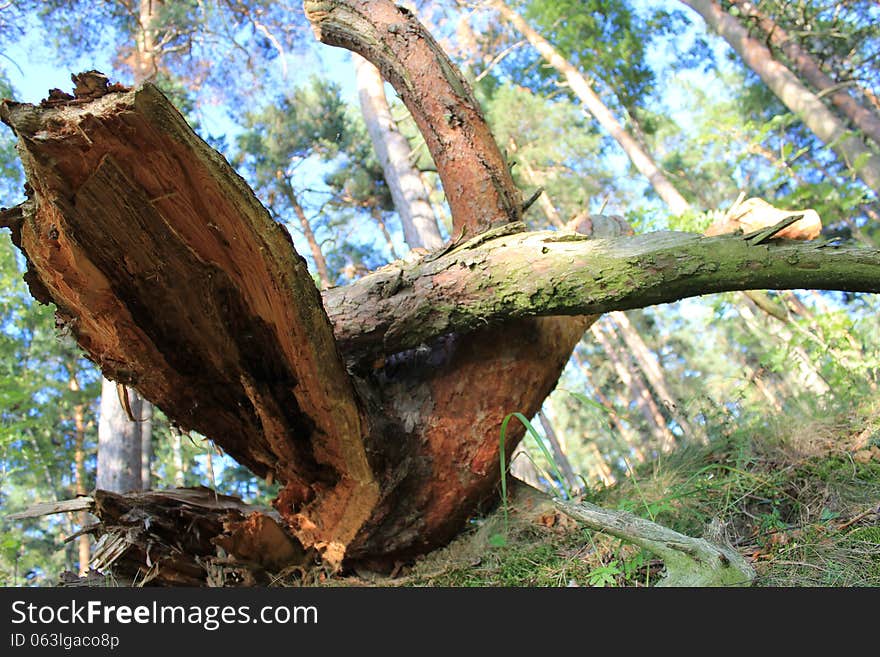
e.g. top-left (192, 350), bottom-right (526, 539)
top-left (324, 226), bottom-right (880, 358)
top-left (304, 0), bottom-right (521, 234)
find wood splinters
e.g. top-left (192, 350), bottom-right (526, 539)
top-left (115, 382), bottom-right (137, 423)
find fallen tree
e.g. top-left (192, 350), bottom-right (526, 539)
top-left (2, 0), bottom-right (878, 583)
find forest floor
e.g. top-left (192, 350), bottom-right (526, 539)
top-left (334, 401), bottom-right (880, 587)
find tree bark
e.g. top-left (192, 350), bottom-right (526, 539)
top-left (305, 0), bottom-right (522, 233)
top-left (728, 0), bottom-right (880, 148)
top-left (305, 0), bottom-right (596, 560)
top-left (321, 225), bottom-right (880, 358)
top-left (353, 53), bottom-right (444, 249)
top-left (492, 0), bottom-right (692, 215)
top-left (96, 0), bottom-right (162, 495)
top-left (681, 0), bottom-right (880, 195)
top-left (0, 82), bottom-right (378, 565)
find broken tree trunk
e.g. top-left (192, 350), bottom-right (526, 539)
top-left (4, 80), bottom-right (880, 571)
top-left (12, 488), bottom-right (308, 586)
top-left (0, 81), bottom-right (378, 566)
top-left (304, 0), bottom-right (597, 559)
top-left (4, 1), bottom-right (880, 581)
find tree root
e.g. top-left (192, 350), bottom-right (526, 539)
top-left (554, 498), bottom-right (755, 587)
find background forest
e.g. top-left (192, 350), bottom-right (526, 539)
top-left (1, 0), bottom-right (879, 586)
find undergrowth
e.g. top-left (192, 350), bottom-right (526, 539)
top-left (360, 401), bottom-right (880, 587)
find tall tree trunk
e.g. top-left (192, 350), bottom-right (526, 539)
top-left (681, 0), bottom-right (880, 195)
top-left (728, 0), bottom-right (880, 148)
top-left (537, 409), bottom-right (580, 491)
top-left (96, 0), bottom-right (162, 494)
top-left (170, 427), bottom-right (185, 487)
top-left (609, 311), bottom-right (708, 444)
top-left (133, 0), bottom-right (159, 82)
top-left (740, 359), bottom-right (784, 413)
top-left (283, 182), bottom-right (332, 288)
top-left (589, 321), bottom-right (678, 454)
top-left (96, 380), bottom-right (143, 492)
top-left (68, 372), bottom-right (91, 575)
top-left (353, 53), bottom-right (445, 249)
top-left (140, 400), bottom-right (153, 490)
top-left (492, 0), bottom-right (691, 215)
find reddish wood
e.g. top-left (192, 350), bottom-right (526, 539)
top-left (0, 80), bottom-right (377, 562)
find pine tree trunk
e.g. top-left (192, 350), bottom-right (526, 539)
top-left (589, 321), bottom-right (678, 453)
top-left (353, 54), bottom-right (445, 250)
top-left (140, 400), bottom-right (153, 490)
top-left (681, 0), bottom-right (880, 195)
top-left (69, 373), bottom-right (91, 575)
top-left (537, 409), bottom-right (580, 491)
top-left (96, 379), bottom-right (143, 492)
top-left (493, 0), bottom-right (691, 215)
top-left (609, 311), bottom-right (707, 444)
top-left (728, 0), bottom-right (880, 148)
top-left (171, 428), bottom-right (185, 487)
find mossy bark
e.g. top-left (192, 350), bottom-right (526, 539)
top-left (324, 226), bottom-right (880, 359)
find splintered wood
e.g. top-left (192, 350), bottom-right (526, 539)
top-left (84, 488), bottom-right (308, 586)
top-left (0, 77), bottom-right (377, 560)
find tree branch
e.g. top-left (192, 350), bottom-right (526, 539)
top-left (324, 226), bottom-right (880, 359)
top-left (304, 0), bottom-right (521, 234)
top-left (554, 498), bottom-right (755, 586)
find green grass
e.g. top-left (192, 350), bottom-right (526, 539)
top-left (384, 401), bottom-right (880, 587)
